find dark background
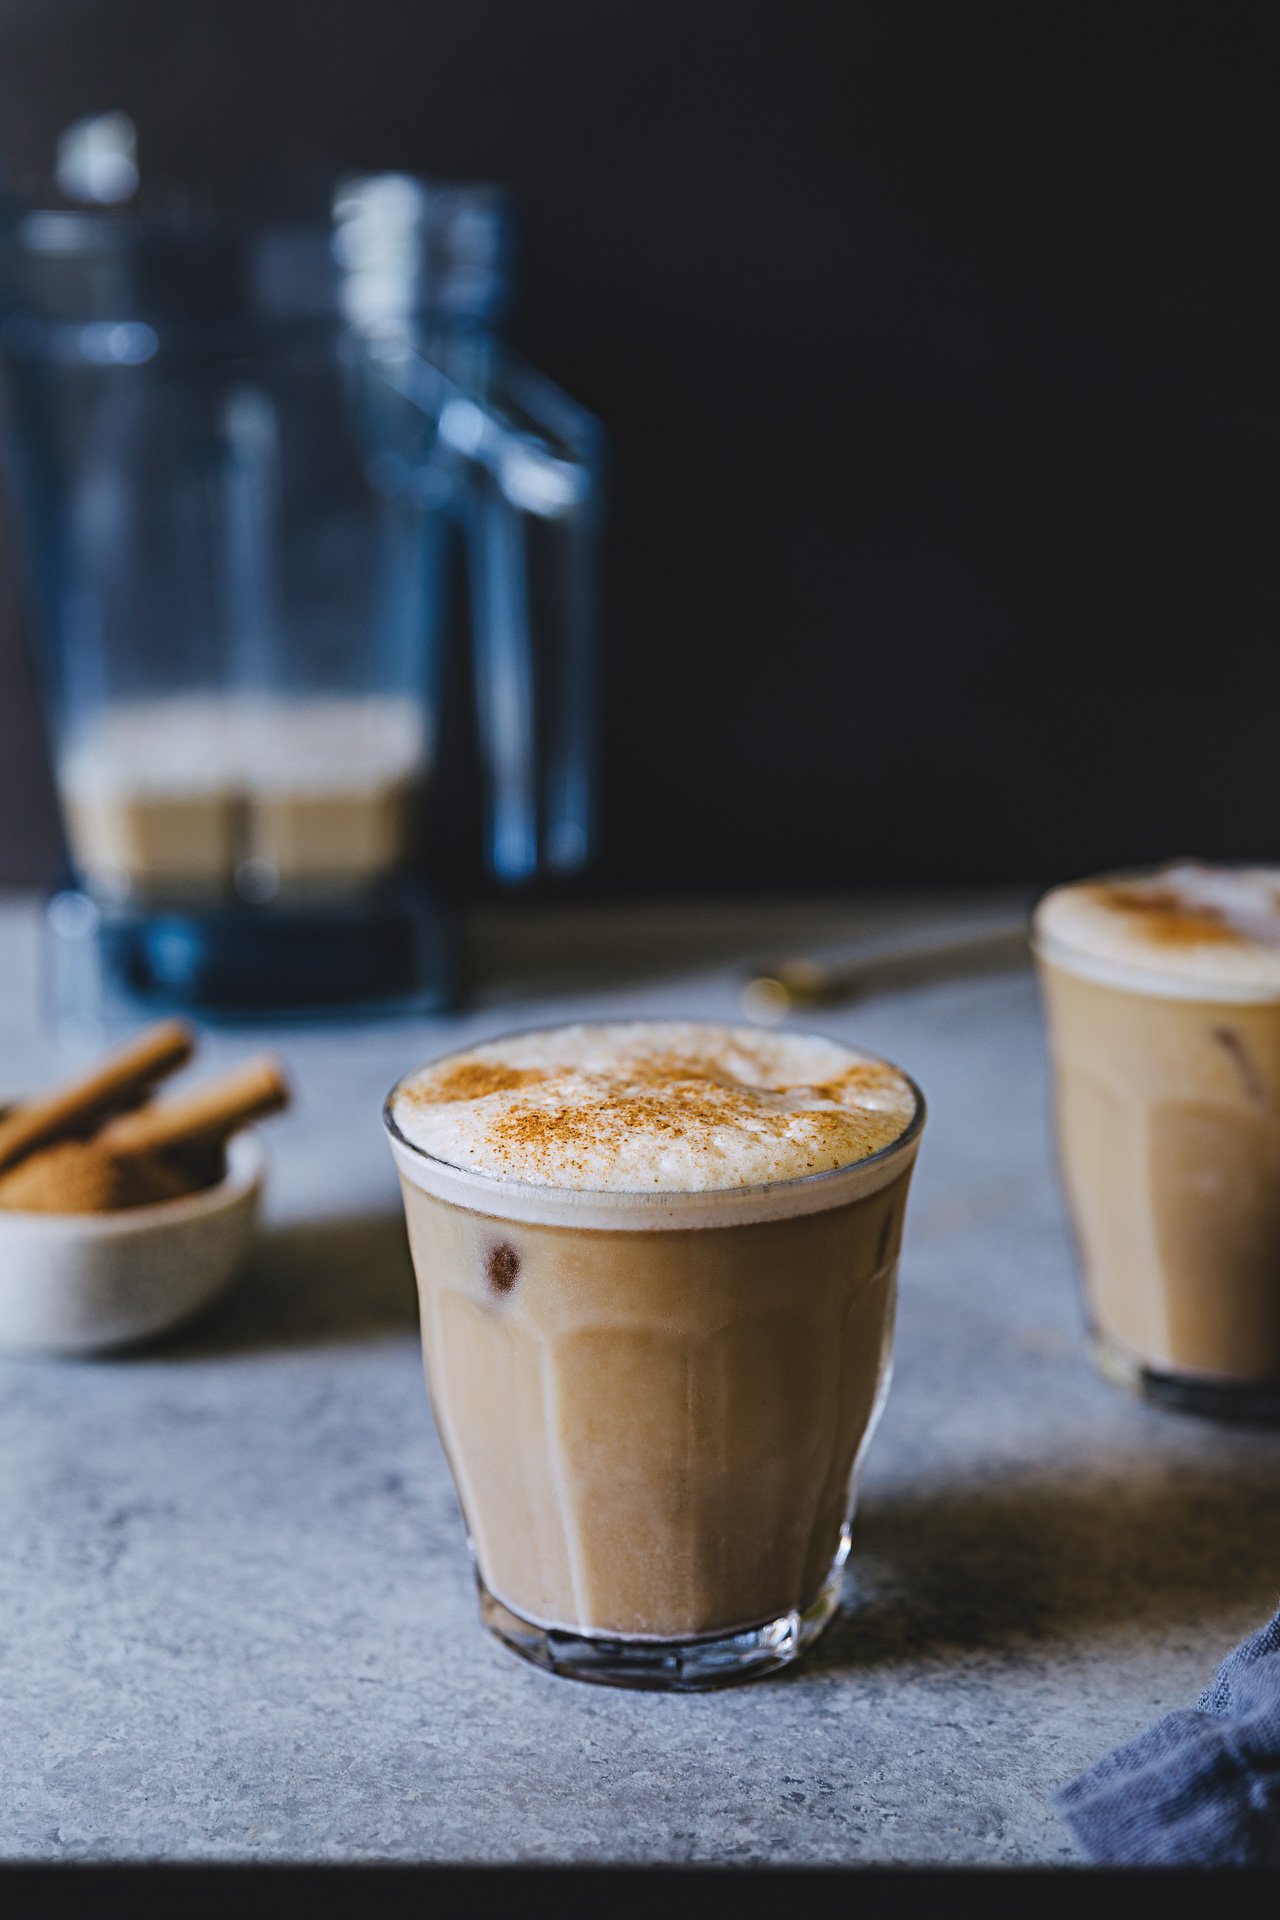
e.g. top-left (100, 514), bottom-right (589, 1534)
top-left (0, 0), bottom-right (1275, 891)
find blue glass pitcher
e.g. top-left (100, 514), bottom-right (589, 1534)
top-left (0, 172), bottom-right (602, 1018)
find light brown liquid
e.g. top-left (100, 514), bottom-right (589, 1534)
top-left (65, 779), bottom-right (422, 900)
top-left (59, 694), bottom-right (425, 903)
top-left (1039, 957), bottom-right (1280, 1381)
top-left (398, 1168), bottom-right (914, 1639)
top-left (65, 787), bottom-right (238, 897)
top-left (243, 780), bottom-right (419, 890)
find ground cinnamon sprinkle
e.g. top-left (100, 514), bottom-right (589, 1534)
top-left (485, 1051), bottom-right (898, 1180)
top-left (407, 1061), bottom-right (548, 1105)
top-left (810, 1061), bottom-right (905, 1101)
top-left (393, 1024), bottom-right (916, 1189)
top-left (1093, 885), bottom-right (1244, 948)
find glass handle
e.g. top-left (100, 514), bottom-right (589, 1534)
top-left (369, 341), bottom-right (603, 885)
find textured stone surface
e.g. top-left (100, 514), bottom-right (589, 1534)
top-left (1, 892), bottom-right (1278, 1865)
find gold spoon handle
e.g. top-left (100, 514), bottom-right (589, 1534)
top-left (742, 919), bottom-right (1030, 1020)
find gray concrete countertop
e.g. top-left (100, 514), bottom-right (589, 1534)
top-left (2, 891), bottom-right (1278, 1867)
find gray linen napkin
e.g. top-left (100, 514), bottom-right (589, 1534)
top-left (1055, 1604), bottom-right (1280, 1865)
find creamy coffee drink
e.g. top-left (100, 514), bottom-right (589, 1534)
top-left (385, 1020), bottom-right (924, 1687)
top-left (60, 693), bottom-right (427, 903)
top-left (1035, 864), bottom-right (1280, 1410)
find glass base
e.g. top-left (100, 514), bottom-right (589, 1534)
top-left (476, 1529), bottom-right (849, 1691)
top-left (1090, 1331), bottom-right (1280, 1423)
top-left (42, 874), bottom-right (462, 1030)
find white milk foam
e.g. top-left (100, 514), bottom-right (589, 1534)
top-left (1035, 863), bottom-right (1280, 1000)
top-left (387, 1021), bottom-right (921, 1229)
top-left (61, 692), bottom-right (429, 799)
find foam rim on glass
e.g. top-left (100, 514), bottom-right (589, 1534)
top-left (1032, 862), bottom-right (1280, 1005)
top-left (383, 1019), bottom-right (926, 1231)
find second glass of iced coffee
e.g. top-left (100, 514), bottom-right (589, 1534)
top-left (1036, 863), bottom-right (1280, 1419)
top-left (384, 1020), bottom-right (925, 1689)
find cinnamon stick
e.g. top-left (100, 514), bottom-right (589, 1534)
top-left (0, 1019), bottom-right (195, 1173)
top-left (97, 1057), bottom-right (290, 1160)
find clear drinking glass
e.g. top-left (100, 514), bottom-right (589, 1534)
top-left (0, 175), bottom-right (601, 1017)
top-left (1036, 875), bottom-right (1280, 1420)
top-left (384, 1028), bottom-right (925, 1690)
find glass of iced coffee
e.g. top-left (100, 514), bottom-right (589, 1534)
top-left (1035, 863), bottom-right (1280, 1418)
top-left (384, 1020), bottom-right (925, 1688)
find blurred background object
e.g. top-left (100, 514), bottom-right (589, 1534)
top-left (0, 0), bottom-right (1276, 906)
top-left (0, 114), bottom-right (601, 1013)
top-left (54, 110), bottom-right (139, 206)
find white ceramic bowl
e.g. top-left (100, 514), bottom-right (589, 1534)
top-left (0, 1132), bottom-right (264, 1355)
